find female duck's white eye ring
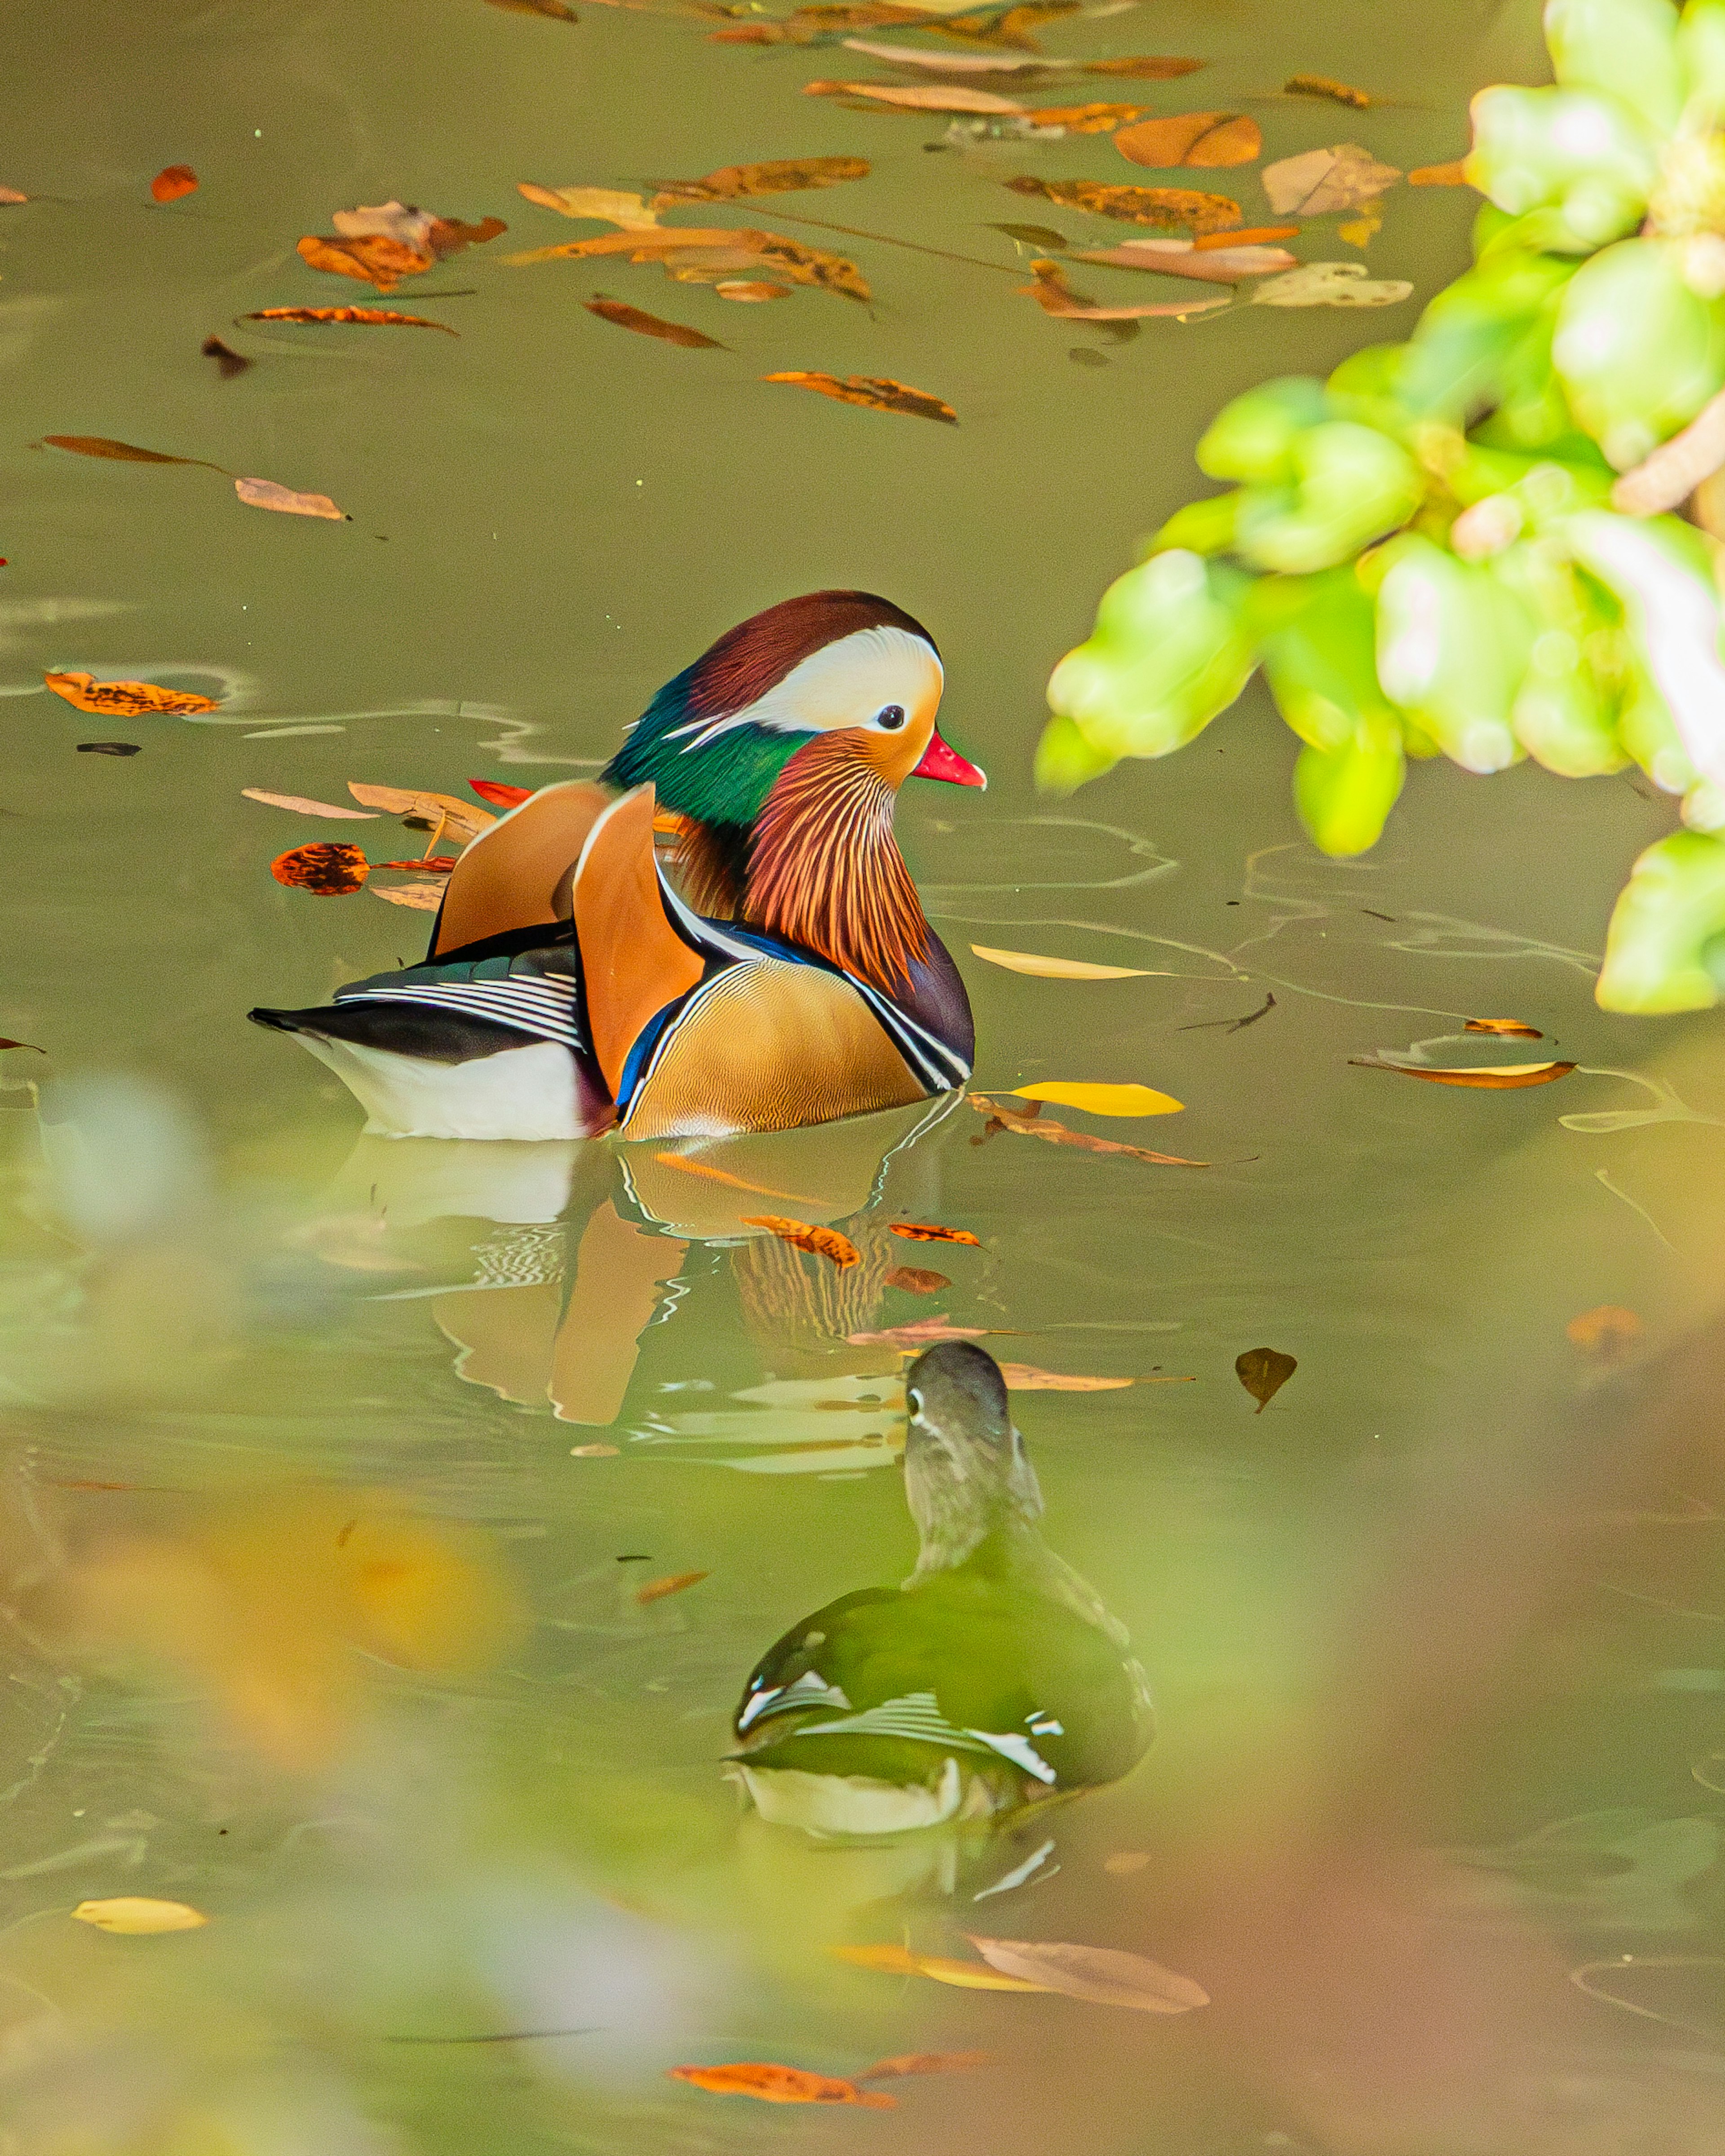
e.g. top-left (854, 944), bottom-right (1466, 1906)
top-left (876, 703), bottom-right (907, 731)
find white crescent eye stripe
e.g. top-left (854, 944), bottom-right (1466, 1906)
top-left (663, 627), bottom-right (942, 752)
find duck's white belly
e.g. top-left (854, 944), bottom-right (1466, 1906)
top-left (294, 1034), bottom-right (580, 1142)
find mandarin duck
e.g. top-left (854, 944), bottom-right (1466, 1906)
top-left (727, 1342), bottom-right (1154, 1838)
top-left (251, 592), bottom-right (984, 1142)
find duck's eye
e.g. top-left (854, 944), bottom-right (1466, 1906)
top-left (907, 1386), bottom-right (923, 1418)
top-left (876, 704), bottom-right (907, 731)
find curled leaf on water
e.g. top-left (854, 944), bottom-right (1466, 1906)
top-left (1114, 113), bottom-right (1261, 169)
top-left (202, 337), bottom-right (250, 378)
top-left (1348, 1058), bottom-right (1576, 1087)
top-left (1235, 1346), bottom-right (1296, 1411)
top-left (46, 673), bottom-right (219, 716)
top-left (346, 784), bottom-right (494, 844)
top-left (1007, 177), bottom-right (1243, 234)
top-left (889, 1221), bottom-right (982, 1246)
top-left (272, 842), bottom-right (370, 895)
top-left (766, 372), bottom-right (957, 423)
top-left (1085, 54), bottom-right (1206, 78)
top-left (1013, 1081), bottom-right (1182, 1116)
top-left (243, 789), bottom-right (379, 818)
top-left (234, 476), bottom-right (347, 519)
top-left (73, 1897), bottom-right (207, 1934)
top-left (669, 2063), bottom-right (893, 2107)
top-left (1022, 259), bottom-right (1229, 320)
top-left (804, 78), bottom-right (1026, 112)
top-left (242, 306), bottom-right (459, 333)
top-left (968, 1936), bottom-right (1209, 2012)
top-left (150, 164), bottom-right (198, 203)
top-left (1250, 261), bottom-right (1412, 308)
top-left (41, 434), bottom-right (224, 469)
top-left (859, 2052), bottom-right (990, 2079)
top-left (635, 1569), bottom-right (709, 1605)
top-left (1261, 143), bottom-right (1401, 216)
top-left (997, 1364), bottom-right (1135, 1390)
top-left (1566, 1305), bottom-right (1643, 1361)
top-left (584, 296), bottom-right (725, 347)
top-left (1027, 104), bottom-right (1149, 133)
top-left (654, 157), bottom-right (870, 203)
top-left (1464, 1017), bottom-right (1542, 1038)
top-left (970, 942), bottom-right (1154, 979)
top-left (742, 1215), bottom-right (862, 1268)
top-left (297, 234), bottom-right (435, 289)
top-left (1284, 74), bottom-right (1371, 107)
top-left (886, 1264), bottom-right (950, 1293)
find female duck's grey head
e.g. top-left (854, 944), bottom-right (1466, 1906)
top-left (902, 1341), bottom-right (1043, 1579)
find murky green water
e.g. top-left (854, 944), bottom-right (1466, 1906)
top-left (7, 2), bottom-right (1725, 2150)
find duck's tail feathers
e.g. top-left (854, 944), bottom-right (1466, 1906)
top-left (429, 779), bottom-right (611, 959)
top-left (247, 1002), bottom-right (533, 1063)
top-left (571, 783), bottom-right (706, 1096)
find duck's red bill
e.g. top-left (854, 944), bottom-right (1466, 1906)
top-left (912, 729), bottom-right (986, 789)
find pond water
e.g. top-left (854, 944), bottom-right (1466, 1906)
top-left (6, 1), bottom-right (1725, 2151)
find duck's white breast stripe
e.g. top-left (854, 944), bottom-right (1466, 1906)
top-left (335, 979), bottom-right (580, 1045)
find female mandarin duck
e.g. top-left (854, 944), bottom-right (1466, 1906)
top-left (727, 1342), bottom-right (1154, 1838)
top-left (250, 592), bottom-right (985, 1142)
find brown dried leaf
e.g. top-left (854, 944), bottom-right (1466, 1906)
top-left (967, 1936), bottom-right (1209, 2013)
top-left (243, 789), bottom-right (379, 819)
top-left (885, 1264), bottom-right (951, 1294)
top-left (297, 233), bottom-right (433, 289)
top-left (1262, 143), bottom-right (1402, 216)
top-left (635, 1568), bottom-right (709, 1605)
top-left (1235, 1346), bottom-right (1296, 1412)
top-left (425, 215), bottom-right (508, 258)
top-left (46, 672), bottom-right (219, 716)
top-left (1114, 112), bottom-right (1261, 168)
top-left (858, 2053), bottom-right (990, 2079)
top-left (0, 1038), bottom-right (43, 1051)
top-left (655, 157), bottom-right (870, 203)
top-left (584, 295), bottom-right (725, 347)
top-left (802, 79), bottom-right (1026, 112)
top-left (966, 1092), bottom-right (1212, 1165)
top-left (75, 742), bottom-right (140, 756)
top-left (346, 784), bottom-right (495, 844)
top-left (1022, 257), bottom-right (1229, 318)
top-left (42, 434), bottom-right (221, 468)
top-left (272, 842), bottom-right (369, 895)
top-left (234, 476), bottom-right (347, 519)
top-left (1409, 159), bottom-right (1470, 187)
top-left (1464, 1017), bottom-right (1543, 1038)
top-left (1284, 73), bottom-right (1371, 106)
top-left (73, 1896), bottom-right (208, 1934)
top-left (669, 2063), bottom-right (892, 2107)
top-left (201, 336), bottom-right (250, 377)
top-left (1084, 54), bottom-right (1205, 78)
top-left (150, 164), bottom-right (199, 204)
top-left (766, 371), bottom-right (956, 422)
top-left (1348, 1058), bottom-right (1575, 1088)
top-left (1007, 176), bottom-right (1242, 234)
top-left (243, 305), bottom-right (458, 334)
top-left (743, 1215), bottom-right (862, 1268)
top-left (1029, 103), bottom-right (1147, 132)
top-left (889, 1220), bottom-right (981, 1246)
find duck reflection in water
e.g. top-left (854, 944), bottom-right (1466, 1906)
top-left (728, 1342), bottom-right (1154, 1837)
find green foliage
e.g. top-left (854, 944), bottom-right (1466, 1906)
top-left (1039, 0), bottom-right (1725, 1013)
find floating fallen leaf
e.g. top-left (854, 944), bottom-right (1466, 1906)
top-left (1235, 1346), bottom-right (1296, 1412)
top-left (243, 789), bottom-right (379, 819)
top-left (150, 164), bottom-right (199, 204)
top-left (743, 1215), bottom-right (862, 1268)
top-left (940, 0), bottom-right (1075, 49)
top-left (970, 943), bottom-right (1152, 979)
top-left (1075, 238), bottom-right (1297, 283)
top-left (513, 225), bottom-right (871, 302)
top-left (1250, 261), bottom-right (1412, 307)
top-left (717, 279), bottom-right (793, 301)
top-left (331, 200), bottom-right (436, 250)
top-left (993, 221), bottom-right (1072, 249)
top-left (1114, 112), bottom-right (1261, 168)
top-left (1465, 1017), bottom-right (1543, 1038)
top-left (1022, 258), bottom-right (1228, 318)
top-left (76, 742), bottom-right (140, 756)
top-left (832, 1943), bottom-right (1053, 1992)
top-left (969, 1094), bottom-right (1211, 1164)
top-left (242, 305), bottom-right (459, 334)
top-left (297, 234), bottom-right (434, 289)
top-left (1013, 1081), bottom-right (1182, 1116)
top-left (1194, 223), bottom-right (1300, 250)
top-left (234, 476), bottom-right (347, 519)
top-left (41, 434), bottom-right (221, 468)
top-left (272, 842), bottom-right (369, 895)
top-left (998, 1365), bottom-right (1133, 1390)
top-left (0, 187), bottom-right (27, 205)
top-left (201, 336), bottom-right (250, 378)
top-left (655, 157), bottom-right (870, 203)
top-left (1084, 54), bottom-right (1205, 78)
top-left (1566, 1305), bottom-right (1643, 1361)
top-left (845, 1316), bottom-right (1004, 1347)
top-left (1337, 200), bottom-right (1384, 247)
top-left (1349, 1057), bottom-right (1575, 1088)
top-left (517, 183), bottom-right (660, 227)
top-left (1029, 103), bottom-right (1148, 132)
top-left (1284, 73), bottom-right (1371, 106)
top-left (584, 295), bottom-right (725, 347)
top-left (370, 880), bottom-right (445, 910)
top-left (635, 1569), bottom-right (709, 1605)
top-left (1409, 160), bottom-right (1470, 187)
top-left (859, 2053), bottom-right (990, 2079)
top-left (346, 784), bottom-right (495, 844)
top-left (0, 1038), bottom-right (44, 1051)
top-left (886, 1264), bottom-right (950, 1294)
top-left (1104, 1851), bottom-right (1150, 1874)
top-left (1007, 177), bottom-right (1242, 234)
top-left (804, 78), bottom-right (1027, 112)
top-left (889, 1221), bottom-right (982, 1246)
top-left (669, 2064), bottom-right (893, 2107)
top-left (487, 0), bottom-right (578, 17)
top-left (967, 1936), bottom-right (1209, 2013)
top-left (570, 1442), bottom-right (619, 1456)
top-left (766, 371), bottom-right (956, 423)
top-left (468, 777), bottom-right (532, 807)
top-left (1262, 142), bottom-right (1401, 216)
top-left (46, 672), bottom-right (219, 716)
top-left (73, 1897), bottom-right (208, 1934)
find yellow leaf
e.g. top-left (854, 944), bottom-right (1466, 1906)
top-left (831, 1942), bottom-right (1053, 1990)
top-left (1012, 1081), bottom-right (1183, 1116)
top-left (73, 1897), bottom-right (208, 1934)
top-left (517, 183), bottom-right (659, 227)
top-left (970, 943), bottom-right (1156, 980)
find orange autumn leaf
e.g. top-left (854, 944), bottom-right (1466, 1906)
top-left (1007, 175), bottom-right (1243, 234)
top-left (669, 2063), bottom-right (893, 2107)
top-left (1284, 73), bottom-right (1371, 106)
top-left (297, 233), bottom-right (434, 289)
top-left (1464, 1017), bottom-right (1543, 1038)
top-left (584, 296), bottom-right (726, 348)
top-left (634, 1569), bottom-right (709, 1606)
top-left (1349, 1058), bottom-right (1575, 1088)
top-left (889, 1221), bottom-right (982, 1246)
top-left (1084, 53), bottom-right (1206, 77)
top-left (1565, 1305), bottom-right (1643, 1360)
top-left (1114, 112), bottom-right (1262, 169)
top-left (271, 842), bottom-right (369, 895)
top-left (377, 856), bottom-right (457, 872)
top-left (1028, 103), bottom-right (1147, 132)
top-left (743, 1215), bottom-right (862, 1268)
top-left (150, 164), bottom-right (199, 204)
top-left (46, 672), bottom-right (219, 716)
top-left (243, 305), bottom-right (458, 334)
top-left (1192, 223), bottom-right (1299, 250)
top-left (766, 371), bottom-right (956, 423)
top-left (885, 1264), bottom-right (950, 1294)
top-left (859, 2052), bottom-right (990, 2079)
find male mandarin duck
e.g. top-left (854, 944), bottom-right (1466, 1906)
top-left (250, 592), bottom-right (984, 1142)
top-left (727, 1342), bottom-right (1154, 1838)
